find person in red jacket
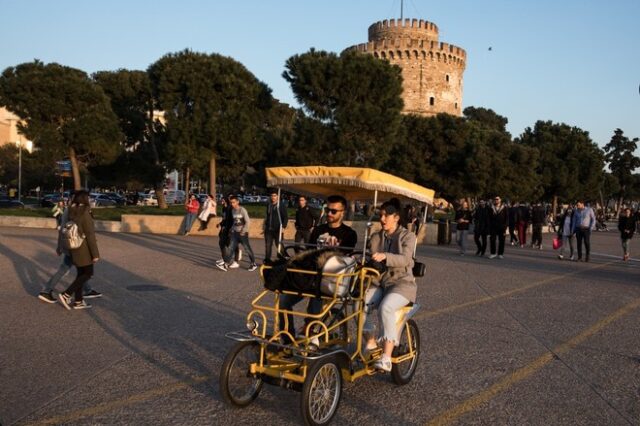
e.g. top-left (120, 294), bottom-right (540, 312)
top-left (183, 193), bottom-right (200, 236)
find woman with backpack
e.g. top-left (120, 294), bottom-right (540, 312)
top-left (58, 190), bottom-right (100, 310)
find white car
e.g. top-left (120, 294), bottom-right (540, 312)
top-left (139, 194), bottom-right (158, 206)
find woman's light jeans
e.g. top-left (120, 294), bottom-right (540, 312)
top-left (456, 229), bottom-right (468, 254)
top-left (560, 234), bottom-right (575, 258)
top-left (363, 286), bottom-right (410, 345)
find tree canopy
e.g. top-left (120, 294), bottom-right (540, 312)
top-left (148, 50), bottom-right (273, 194)
top-left (516, 120), bottom-right (605, 203)
top-left (0, 61), bottom-right (122, 189)
top-left (283, 49), bottom-right (404, 168)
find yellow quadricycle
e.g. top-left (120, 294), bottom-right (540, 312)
top-left (219, 167), bottom-right (435, 426)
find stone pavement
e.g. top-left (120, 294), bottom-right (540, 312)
top-left (0, 227), bottom-right (638, 425)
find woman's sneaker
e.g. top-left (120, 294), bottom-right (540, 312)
top-left (73, 300), bottom-right (92, 310)
top-left (84, 290), bottom-right (102, 299)
top-left (228, 261), bottom-right (240, 269)
top-left (215, 262), bottom-right (228, 272)
top-left (373, 356), bottom-right (392, 373)
top-left (248, 263), bottom-right (258, 272)
top-left (38, 291), bottom-right (57, 304)
top-left (58, 293), bottom-right (73, 310)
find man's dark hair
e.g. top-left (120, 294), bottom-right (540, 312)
top-left (267, 188), bottom-right (278, 195)
top-left (327, 195), bottom-right (347, 208)
top-left (228, 195), bottom-right (239, 202)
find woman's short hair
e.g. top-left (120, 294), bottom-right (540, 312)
top-left (380, 199), bottom-right (401, 215)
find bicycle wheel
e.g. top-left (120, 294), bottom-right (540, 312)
top-left (391, 319), bottom-right (420, 385)
top-left (219, 341), bottom-right (263, 407)
top-left (300, 357), bottom-right (342, 426)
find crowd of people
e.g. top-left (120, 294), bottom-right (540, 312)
top-left (455, 198), bottom-right (639, 262)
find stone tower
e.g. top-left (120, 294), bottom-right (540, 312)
top-left (346, 18), bottom-right (466, 116)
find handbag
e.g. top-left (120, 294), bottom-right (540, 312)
top-left (552, 237), bottom-right (562, 250)
top-left (412, 260), bottom-right (426, 277)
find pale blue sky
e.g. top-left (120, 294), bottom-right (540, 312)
top-left (1, 0), bottom-right (638, 148)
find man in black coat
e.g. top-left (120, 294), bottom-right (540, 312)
top-left (530, 202), bottom-right (546, 249)
top-left (473, 199), bottom-right (490, 256)
top-left (489, 195), bottom-right (509, 259)
top-left (263, 189), bottom-right (289, 263)
top-left (294, 195), bottom-right (318, 252)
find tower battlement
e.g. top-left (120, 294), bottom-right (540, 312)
top-left (346, 17), bottom-right (467, 117)
top-left (368, 18), bottom-right (439, 42)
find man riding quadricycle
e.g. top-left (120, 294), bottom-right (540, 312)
top-left (219, 166), bottom-right (434, 426)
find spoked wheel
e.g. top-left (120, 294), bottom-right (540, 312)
top-left (301, 357), bottom-right (343, 426)
top-left (219, 341), bottom-right (263, 407)
top-left (391, 319), bottom-right (420, 385)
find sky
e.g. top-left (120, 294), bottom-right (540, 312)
top-left (1, 0), bottom-right (639, 149)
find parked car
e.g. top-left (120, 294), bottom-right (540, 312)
top-left (41, 193), bottom-right (63, 208)
top-left (139, 194), bottom-right (158, 206)
top-left (0, 197), bottom-right (24, 208)
top-left (165, 190), bottom-right (186, 204)
top-left (89, 193), bottom-right (117, 208)
top-left (104, 192), bottom-right (127, 206)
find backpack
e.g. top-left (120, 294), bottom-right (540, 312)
top-left (61, 219), bottom-right (85, 250)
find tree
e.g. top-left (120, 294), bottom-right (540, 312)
top-left (0, 61), bottom-right (122, 189)
top-left (516, 121), bottom-right (604, 213)
top-left (283, 49), bottom-right (404, 168)
top-left (386, 108), bottom-right (540, 202)
top-left (148, 50), bottom-right (273, 198)
top-left (603, 128), bottom-right (640, 213)
top-left (94, 69), bottom-right (169, 207)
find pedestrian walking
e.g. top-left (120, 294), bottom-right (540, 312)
top-left (489, 195), bottom-right (509, 259)
top-left (294, 195), bottom-right (318, 252)
top-left (531, 202), bottom-right (546, 249)
top-left (454, 201), bottom-right (472, 255)
top-left (52, 200), bottom-right (65, 229)
top-left (508, 202), bottom-right (519, 246)
top-left (556, 206), bottom-right (576, 260)
top-left (183, 194), bottom-right (200, 235)
top-left (38, 204), bottom-right (102, 303)
top-left (263, 189), bottom-right (288, 264)
top-left (473, 199), bottom-right (490, 256)
top-left (57, 190), bottom-right (100, 310)
top-left (198, 194), bottom-right (217, 231)
top-left (516, 203), bottom-right (530, 248)
top-left (215, 195), bottom-right (257, 271)
top-left (618, 208), bottom-right (636, 261)
top-left (572, 200), bottom-right (596, 262)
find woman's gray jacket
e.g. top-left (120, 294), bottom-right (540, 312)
top-left (369, 226), bottom-right (417, 303)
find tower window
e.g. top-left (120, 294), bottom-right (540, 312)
top-left (429, 97), bottom-right (435, 106)
top-left (455, 102), bottom-right (458, 109)
top-left (446, 74), bottom-right (450, 82)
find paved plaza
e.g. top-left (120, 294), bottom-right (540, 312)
top-left (1, 226), bottom-right (639, 425)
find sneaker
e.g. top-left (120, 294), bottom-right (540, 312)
top-left (248, 263), bottom-right (258, 272)
top-left (557, 255), bottom-right (564, 260)
top-left (72, 300), bottom-right (92, 310)
top-left (58, 293), bottom-right (73, 310)
top-left (489, 254), bottom-right (497, 259)
top-left (38, 291), bottom-right (57, 304)
top-left (498, 255), bottom-right (504, 259)
top-left (215, 262), bottom-right (228, 272)
top-left (570, 255), bottom-right (576, 261)
top-left (84, 290), bottom-right (102, 299)
top-left (538, 246), bottom-right (543, 250)
top-left (215, 259), bottom-right (225, 266)
top-left (373, 356), bottom-right (392, 373)
top-left (228, 261), bottom-right (240, 269)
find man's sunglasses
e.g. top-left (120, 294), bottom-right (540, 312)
top-left (325, 208), bottom-right (343, 215)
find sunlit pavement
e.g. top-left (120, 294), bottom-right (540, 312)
top-left (1, 227), bottom-right (638, 425)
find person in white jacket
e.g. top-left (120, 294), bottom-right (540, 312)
top-left (198, 194), bottom-right (217, 231)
